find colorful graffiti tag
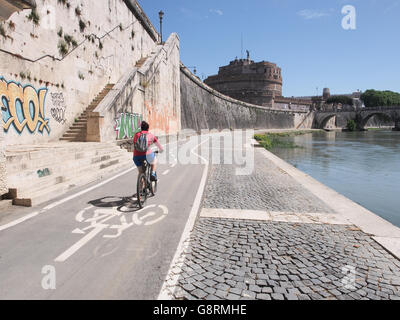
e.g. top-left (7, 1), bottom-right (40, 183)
top-left (114, 113), bottom-right (142, 140)
top-left (50, 93), bottom-right (67, 125)
top-left (0, 77), bottom-right (50, 134)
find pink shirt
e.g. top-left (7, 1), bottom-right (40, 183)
top-left (133, 131), bottom-right (163, 156)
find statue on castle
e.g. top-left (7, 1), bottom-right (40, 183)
top-left (246, 50), bottom-right (250, 60)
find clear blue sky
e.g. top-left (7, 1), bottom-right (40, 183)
top-left (140, 0), bottom-right (400, 97)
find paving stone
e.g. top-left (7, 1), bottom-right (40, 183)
top-left (271, 293), bottom-right (285, 300)
top-left (248, 285), bottom-right (262, 293)
top-left (242, 290), bottom-right (256, 299)
top-left (192, 289), bottom-right (207, 299)
top-left (257, 294), bottom-right (272, 300)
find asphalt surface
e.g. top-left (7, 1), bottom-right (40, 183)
top-left (0, 137), bottom-right (207, 299)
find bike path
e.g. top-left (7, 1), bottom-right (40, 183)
top-left (0, 138), bottom-right (207, 299)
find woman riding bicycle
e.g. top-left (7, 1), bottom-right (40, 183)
top-left (133, 121), bottom-right (164, 181)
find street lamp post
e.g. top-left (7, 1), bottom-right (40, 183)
top-left (159, 10), bottom-right (164, 44)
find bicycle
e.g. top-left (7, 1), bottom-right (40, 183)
top-left (136, 151), bottom-right (158, 208)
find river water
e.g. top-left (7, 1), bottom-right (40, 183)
top-left (271, 130), bottom-right (400, 228)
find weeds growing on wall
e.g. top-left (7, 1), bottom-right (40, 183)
top-left (8, 21), bottom-right (15, 31)
top-left (27, 9), bottom-right (40, 26)
top-left (57, 27), bottom-right (63, 37)
top-left (79, 19), bottom-right (86, 32)
top-left (0, 24), bottom-right (6, 38)
top-left (75, 7), bottom-right (82, 16)
top-left (58, 40), bottom-right (68, 56)
top-left (58, 0), bottom-right (70, 8)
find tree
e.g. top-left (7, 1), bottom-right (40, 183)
top-left (361, 90), bottom-right (400, 108)
top-left (326, 95), bottom-right (353, 106)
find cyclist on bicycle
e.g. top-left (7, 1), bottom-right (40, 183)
top-left (133, 121), bottom-right (164, 181)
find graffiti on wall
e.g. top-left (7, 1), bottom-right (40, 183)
top-left (114, 113), bottom-right (143, 140)
top-left (37, 168), bottom-right (51, 178)
top-left (0, 77), bottom-right (50, 134)
top-left (50, 93), bottom-right (67, 125)
top-left (144, 101), bottom-right (179, 135)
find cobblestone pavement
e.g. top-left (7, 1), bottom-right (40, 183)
top-left (203, 148), bottom-right (334, 213)
top-left (161, 145), bottom-right (400, 300)
top-left (169, 219), bottom-right (400, 300)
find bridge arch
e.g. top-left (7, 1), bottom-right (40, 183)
top-left (319, 114), bottom-right (337, 129)
top-left (359, 112), bottom-right (394, 130)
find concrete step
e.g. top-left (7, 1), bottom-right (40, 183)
top-left (6, 145), bottom-right (129, 175)
top-left (65, 130), bottom-right (86, 135)
top-left (0, 199), bottom-right (13, 212)
top-left (6, 143), bottom-right (123, 173)
top-left (14, 150), bottom-right (131, 196)
top-left (13, 158), bottom-right (133, 207)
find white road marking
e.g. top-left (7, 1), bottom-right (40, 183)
top-left (0, 211), bottom-right (40, 231)
top-left (55, 225), bottom-right (107, 262)
top-left (158, 137), bottom-right (210, 300)
top-left (0, 138), bottom-right (185, 233)
top-left (162, 170), bottom-right (170, 175)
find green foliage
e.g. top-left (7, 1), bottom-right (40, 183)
top-left (361, 89), bottom-right (400, 108)
top-left (58, 0), bottom-right (70, 8)
top-left (57, 27), bottom-right (63, 37)
top-left (347, 120), bottom-right (356, 131)
top-left (0, 24), bottom-right (6, 38)
top-left (254, 132), bottom-right (304, 150)
top-left (75, 7), bottom-right (81, 16)
top-left (326, 95), bottom-right (353, 106)
top-left (79, 19), bottom-right (86, 32)
top-left (64, 34), bottom-right (73, 45)
top-left (27, 9), bottom-right (40, 25)
top-left (19, 72), bottom-right (26, 80)
top-left (58, 39), bottom-right (68, 56)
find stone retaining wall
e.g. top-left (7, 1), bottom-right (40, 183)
top-left (180, 66), bottom-right (310, 132)
top-left (0, 0), bottom-right (158, 145)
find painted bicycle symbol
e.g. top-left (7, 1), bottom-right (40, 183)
top-left (54, 203), bottom-right (168, 262)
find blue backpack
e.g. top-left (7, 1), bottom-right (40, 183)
top-left (135, 132), bottom-right (148, 152)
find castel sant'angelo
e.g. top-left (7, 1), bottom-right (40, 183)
top-left (204, 52), bottom-right (312, 110)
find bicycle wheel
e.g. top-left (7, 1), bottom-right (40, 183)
top-left (150, 179), bottom-right (157, 196)
top-left (137, 173), bottom-right (147, 209)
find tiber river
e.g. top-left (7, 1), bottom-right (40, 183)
top-left (271, 130), bottom-right (400, 228)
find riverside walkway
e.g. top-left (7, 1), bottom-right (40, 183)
top-left (1, 131), bottom-right (399, 300)
top-left (160, 133), bottom-right (400, 300)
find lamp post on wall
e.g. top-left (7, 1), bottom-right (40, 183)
top-left (187, 66), bottom-right (197, 75)
top-left (159, 10), bottom-right (164, 44)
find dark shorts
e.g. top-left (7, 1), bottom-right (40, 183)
top-left (133, 153), bottom-right (155, 167)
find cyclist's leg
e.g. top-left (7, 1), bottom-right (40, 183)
top-left (133, 155), bottom-right (145, 173)
top-left (146, 153), bottom-right (158, 181)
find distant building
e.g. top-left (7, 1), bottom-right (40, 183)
top-left (204, 57), bottom-right (312, 110)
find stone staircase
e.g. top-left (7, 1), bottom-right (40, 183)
top-left (4, 142), bottom-right (133, 207)
top-left (135, 56), bottom-right (148, 68)
top-left (60, 84), bottom-right (114, 142)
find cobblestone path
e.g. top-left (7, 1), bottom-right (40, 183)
top-left (162, 144), bottom-right (400, 300)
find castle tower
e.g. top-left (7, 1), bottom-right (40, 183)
top-left (204, 58), bottom-right (283, 107)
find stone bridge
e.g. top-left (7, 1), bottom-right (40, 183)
top-left (314, 106), bottom-right (400, 131)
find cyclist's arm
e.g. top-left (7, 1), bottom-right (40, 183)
top-left (153, 135), bottom-right (164, 152)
